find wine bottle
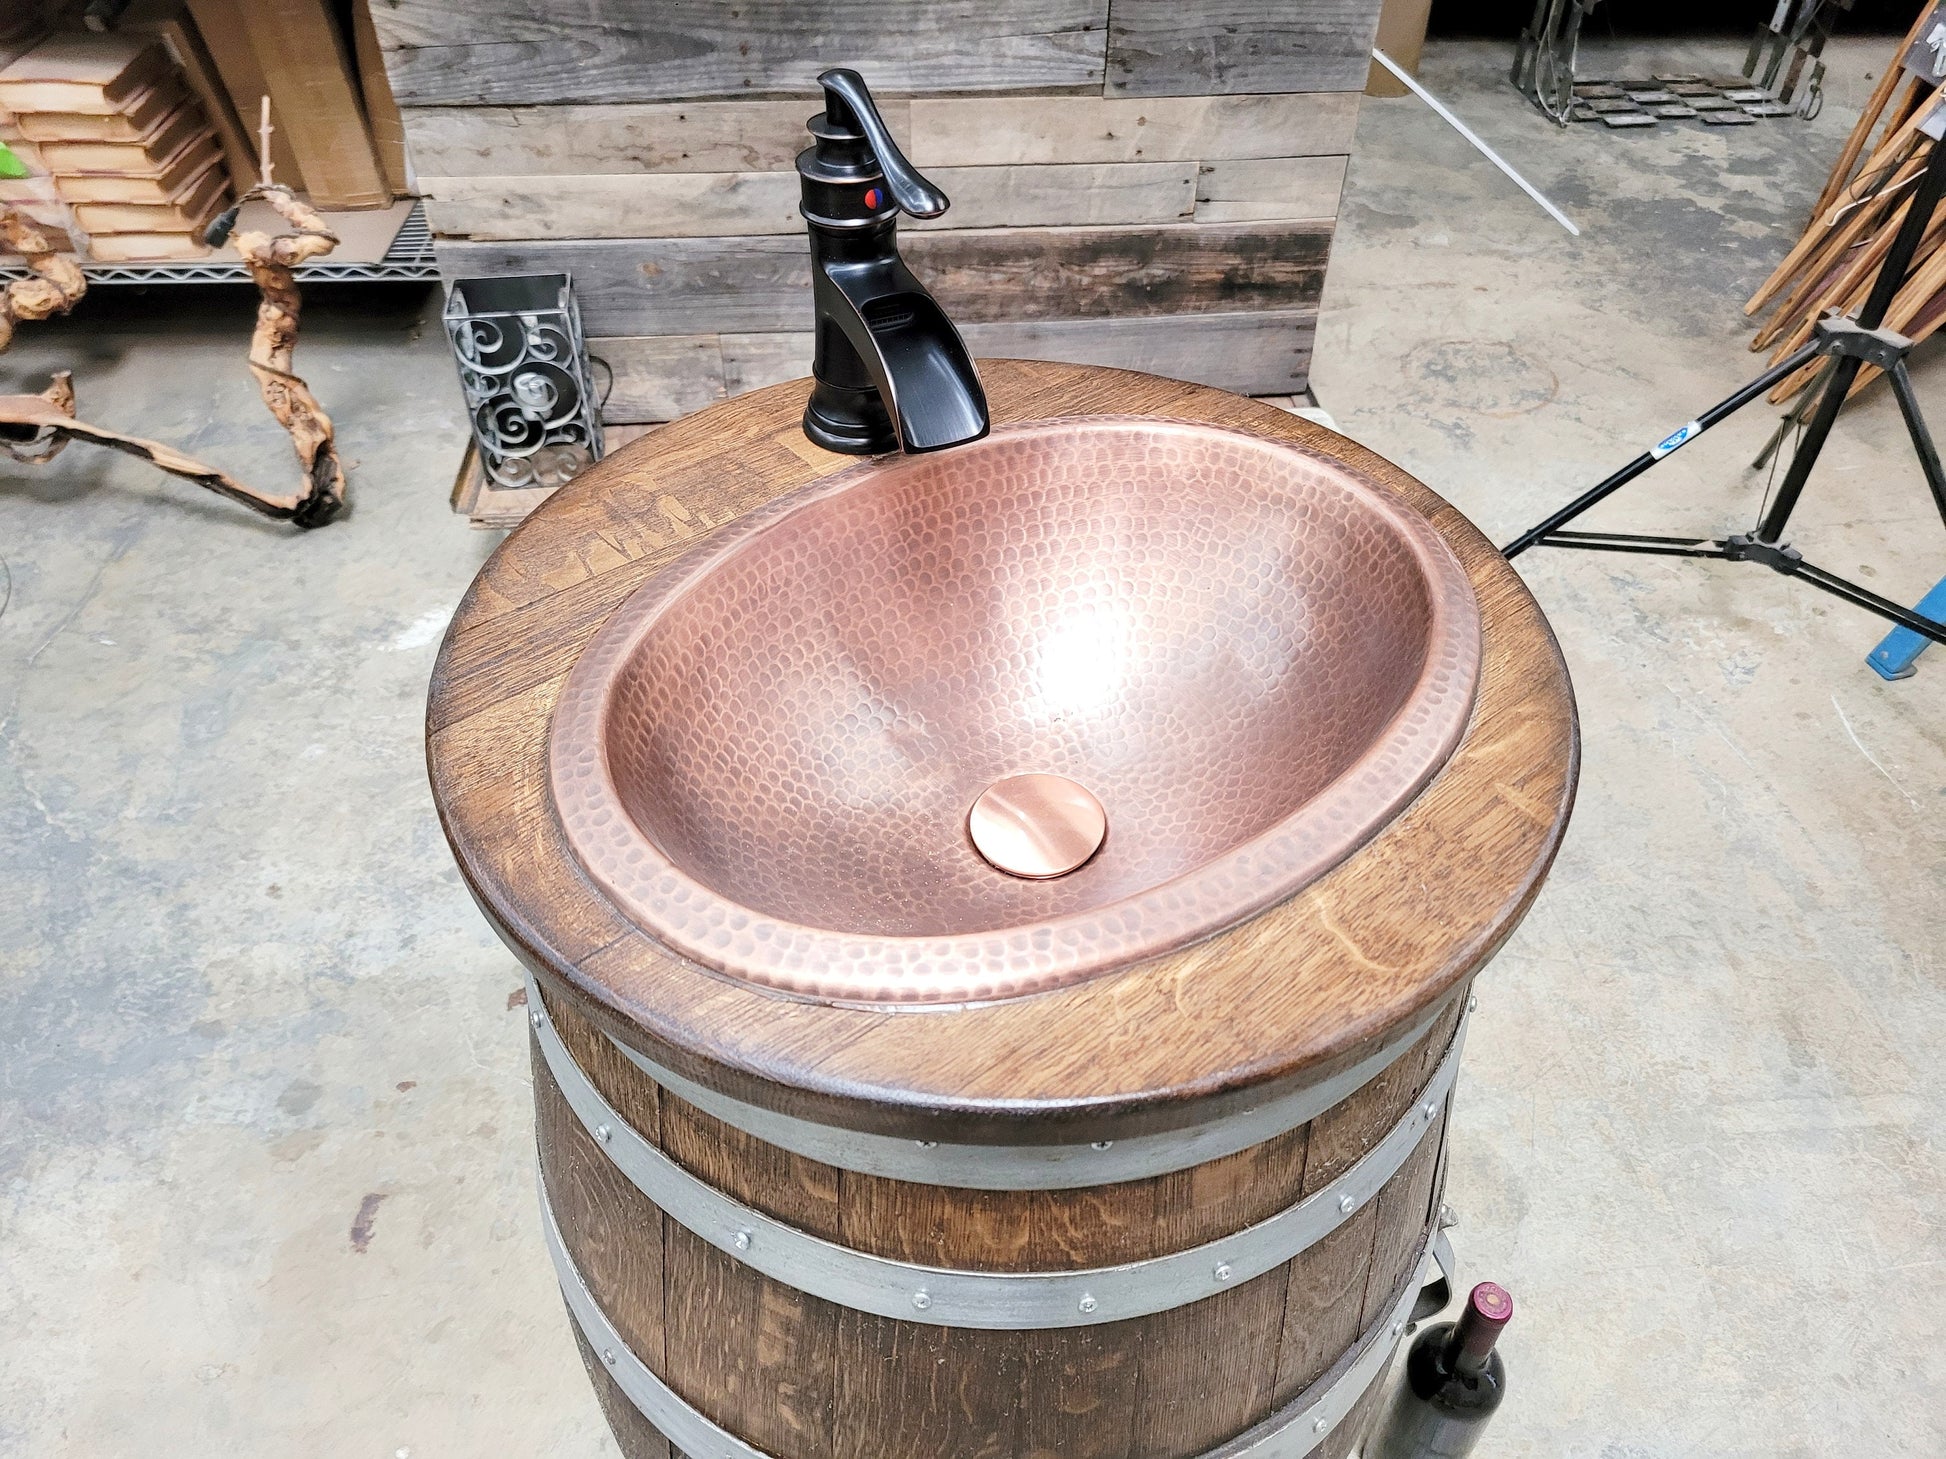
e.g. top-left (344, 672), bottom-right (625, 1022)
top-left (1367, 1281), bottom-right (1513, 1459)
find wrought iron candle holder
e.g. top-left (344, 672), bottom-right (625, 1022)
top-left (443, 273), bottom-right (604, 491)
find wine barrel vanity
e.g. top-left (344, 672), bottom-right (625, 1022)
top-left (427, 361), bottom-right (1578, 1459)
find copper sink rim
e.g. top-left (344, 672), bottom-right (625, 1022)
top-left (548, 416), bottom-right (1483, 1009)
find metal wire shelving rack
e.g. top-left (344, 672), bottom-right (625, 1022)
top-left (0, 199), bottom-right (437, 285)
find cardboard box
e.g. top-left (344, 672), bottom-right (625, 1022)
top-left (0, 34), bottom-right (167, 116)
top-left (0, 169), bottom-right (60, 204)
top-left (0, 129), bottom-right (44, 172)
top-left (73, 157), bottom-right (228, 233)
top-left (187, 0), bottom-right (387, 208)
top-left (37, 98), bottom-right (207, 173)
top-left (55, 132), bottom-right (218, 202)
top-left (88, 228), bottom-right (210, 261)
top-left (122, 0), bottom-right (260, 192)
top-left (13, 79), bottom-right (187, 141)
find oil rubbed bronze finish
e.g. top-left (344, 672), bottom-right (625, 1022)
top-left (967, 773), bottom-right (1108, 880)
top-left (548, 417), bottom-right (1482, 1006)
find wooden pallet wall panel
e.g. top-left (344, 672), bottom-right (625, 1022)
top-left (895, 221), bottom-right (1331, 324)
top-left (717, 334), bottom-right (814, 403)
top-left (442, 233), bottom-right (808, 336)
top-left (1194, 156), bottom-right (1347, 224)
top-left (850, 313), bottom-right (1317, 397)
top-left (378, 7), bottom-right (1372, 415)
top-left (370, 0), bottom-right (1111, 107)
top-left (422, 162), bottom-right (1203, 241)
top-left (887, 163), bottom-right (1201, 230)
top-left (439, 221), bottom-right (1330, 337)
top-left (401, 92), bottom-right (1361, 178)
top-left (907, 91), bottom-right (1361, 166)
top-left (594, 335), bottom-right (732, 422)
top-left (426, 173), bottom-right (807, 243)
top-left (1107, 0), bottom-right (1386, 96)
top-left (589, 310), bottom-right (1318, 422)
top-left (400, 101), bottom-right (821, 177)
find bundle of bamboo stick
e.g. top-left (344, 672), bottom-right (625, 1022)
top-left (1745, 5), bottom-right (1945, 405)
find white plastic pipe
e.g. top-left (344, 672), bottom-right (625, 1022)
top-left (1371, 48), bottom-right (1582, 237)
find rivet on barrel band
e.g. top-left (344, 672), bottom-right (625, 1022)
top-left (528, 975), bottom-right (1465, 1331)
top-left (595, 994), bottom-right (1446, 1191)
top-left (540, 1174), bottom-right (1446, 1459)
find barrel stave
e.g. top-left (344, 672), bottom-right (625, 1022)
top-left (533, 980), bottom-right (1462, 1459)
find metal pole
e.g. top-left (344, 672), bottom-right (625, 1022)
top-left (1371, 49), bottom-right (1581, 236)
top-left (1793, 559), bottom-right (1946, 645)
top-left (1885, 359), bottom-right (1946, 528)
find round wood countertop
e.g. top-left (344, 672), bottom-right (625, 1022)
top-left (427, 361), bottom-right (1578, 1144)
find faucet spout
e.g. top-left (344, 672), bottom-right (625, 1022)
top-left (808, 254), bottom-right (988, 454)
top-left (798, 69), bottom-right (990, 456)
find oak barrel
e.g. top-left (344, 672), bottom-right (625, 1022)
top-left (423, 363), bottom-right (1578, 1459)
top-left (530, 974), bottom-right (1465, 1459)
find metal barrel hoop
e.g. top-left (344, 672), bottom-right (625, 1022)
top-left (541, 1175), bottom-right (1454, 1459)
top-left (599, 992), bottom-right (1447, 1190)
top-left (528, 973), bottom-right (1466, 1332)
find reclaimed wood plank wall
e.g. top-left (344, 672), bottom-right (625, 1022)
top-left (369, 1), bottom-right (1382, 422)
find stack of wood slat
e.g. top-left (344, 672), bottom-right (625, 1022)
top-left (370, 0), bottom-right (1384, 428)
top-left (0, 32), bottom-right (230, 262)
top-left (0, 0), bottom-right (412, 268)
top-left (1745, 4), bottom-right (1946, 404)
top-left (0, 19), bottom-right (73, 257)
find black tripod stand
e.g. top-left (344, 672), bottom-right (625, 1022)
top-left (1503, 124), bottom-right (1946, 648)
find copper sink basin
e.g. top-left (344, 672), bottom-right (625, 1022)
top-left (550, 418), bottom-right (1481, 1006)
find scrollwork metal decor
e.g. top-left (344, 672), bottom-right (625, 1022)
top-left (443, 273), bottom-right (604, 491)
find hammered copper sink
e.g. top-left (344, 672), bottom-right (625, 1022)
top-left (549, 417), bottom-right (1483, 1006)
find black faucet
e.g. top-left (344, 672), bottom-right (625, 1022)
top-left (797, 69), bottom-right (990, 456)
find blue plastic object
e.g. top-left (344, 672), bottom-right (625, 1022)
top-left (1867, 574), bottom-right (1946, 680)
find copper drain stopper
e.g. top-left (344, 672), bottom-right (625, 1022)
top-left (966, 773), bottom-right (1107, 879)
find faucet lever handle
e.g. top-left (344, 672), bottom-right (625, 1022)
top-left (817, 68), bottom-right (949, 219)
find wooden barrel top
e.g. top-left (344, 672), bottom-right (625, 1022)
top-left (427, 360), bottom-right (1578, 1142)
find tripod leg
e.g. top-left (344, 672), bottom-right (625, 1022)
top-left (1751, 350), bottom-right (1863, 541)
top-left (1502, 340), bottom-right (1821, 557)
top-left (1885, 359), bottom-right (1946, 529)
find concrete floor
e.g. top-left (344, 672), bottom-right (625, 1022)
top-left (2, 35), bottom-right (1941, 1459)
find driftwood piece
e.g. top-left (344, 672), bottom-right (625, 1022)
top-left (0, 191), bottom-right (348, 527)
top-left (0, 372), bottom-right (76, 462)
top-left (228, 185), bottom-right (346, 526)
top-left (0, 372), bottom-right (279, 516)
top-left (0, 378), bottom-right (343, 520)
top-left (0, 209), bottom-right (86, 352)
